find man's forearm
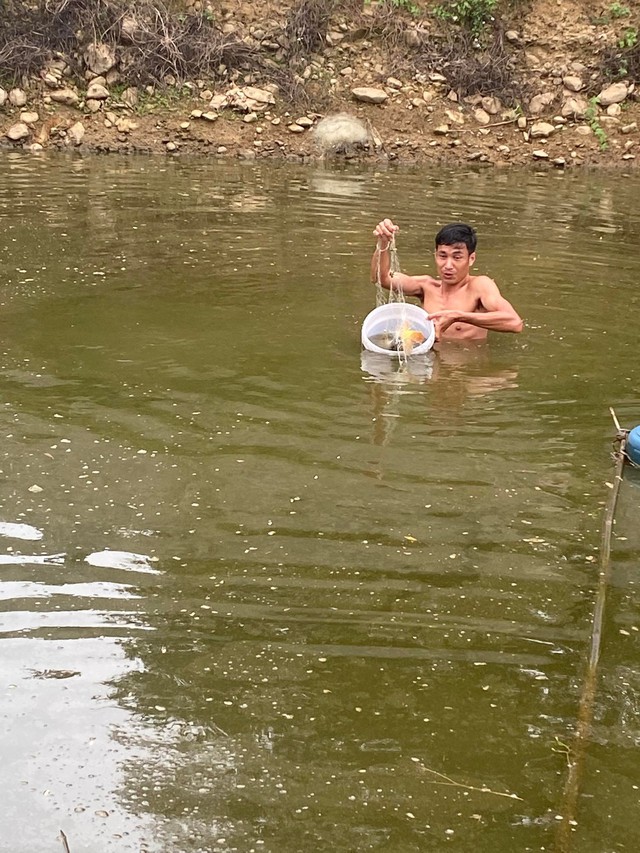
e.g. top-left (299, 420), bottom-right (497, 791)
top-left (370, 244), bottom-right (392, 287)
top-left (454, 310), bottom-right (523, 333)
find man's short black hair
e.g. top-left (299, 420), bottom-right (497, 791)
top-left (435, 223), bottom-right (477, 254)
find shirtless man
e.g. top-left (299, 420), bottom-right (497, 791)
top-left (371, 219), bottom-right (523, 341)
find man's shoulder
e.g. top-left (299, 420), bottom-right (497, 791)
top-left (411, 273), bottom-right (440, 289)
top-left (469, 273), bottom-right (498, 290)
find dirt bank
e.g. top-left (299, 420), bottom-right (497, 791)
top-left (1, 0), bottom-right (639, 168)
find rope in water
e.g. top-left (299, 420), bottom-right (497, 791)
top-left (374, 233), bottom-right (415, 363)
top-left (555, 409), bottom-right (629, 852)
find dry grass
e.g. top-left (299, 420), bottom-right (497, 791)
top-left (120, 3), bottom-right (258, 84)
top-left (284, 0), bottom-right (335, 58)
top-left (424, 26), bottom-right (529, 103)
top-left (362, 0), bottom-right (413, 53)
top-left (598, 41), bottom-right (640, 89)
top-left (270, 67), bottom-right (314, 109)
top-left (0, 0), bottom-right (530, 107)
top-left (353, 3), bottom-right (527, 105)
top-left (0, 0), bottom-right (259, 85)
top-left (0, 0), bottom-right (121, 78)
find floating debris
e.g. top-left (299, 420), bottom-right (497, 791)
top-left (30, 669), bottom-right (80, 680)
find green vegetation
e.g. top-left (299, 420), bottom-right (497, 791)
top-left (600, 23), bottom-right (639, 78)
top-left (618, 26), bottom-right (638, 49)
top-left (585, 97), bottom-right (608, 151)
top-left (137, 86), bottom-right (188, 115)
top-left (390, 0), bottom-right (420, 15)
top-left (592, 2), bottom-right (632, 24)
top-left (432, 0), bottom-right (499, 36)
top-left (609, 3), bottom-right (631, 19)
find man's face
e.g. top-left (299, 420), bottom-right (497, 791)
top-left (434, 242), bottom-right (476, 285)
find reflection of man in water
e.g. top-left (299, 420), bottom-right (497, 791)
top-left (366, 342), bottom-right (520, 447)
top-left (371, 219), bottom-right (523, 342)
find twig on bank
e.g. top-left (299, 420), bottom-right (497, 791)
top-left (59, 829), bottom-right (71, 853)
top-left (452, 118), bottom-right (520, 133)
top-left (482, 118), bottom-right (521, 128)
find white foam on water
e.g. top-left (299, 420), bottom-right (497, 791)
top-left (0, 522), bottom-right (44, 541)
top-left (84, 550), bottom-right (161, 574)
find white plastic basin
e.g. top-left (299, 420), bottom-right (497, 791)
top-left (361, 303), bottom-right (435, 356)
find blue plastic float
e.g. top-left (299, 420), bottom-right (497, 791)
top-left (628, 425), bottom-right (640, 466)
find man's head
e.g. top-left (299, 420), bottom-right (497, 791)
top-left (435, 222), bottom-right (477, 254)
top-left (434, 222), bottom-right (477, 285)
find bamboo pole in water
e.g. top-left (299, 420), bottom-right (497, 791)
top-left (555, 412), bottom-right (628, 852)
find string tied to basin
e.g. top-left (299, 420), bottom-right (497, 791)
top-left (374, 233), bottom-right (404, 307)
top-left (363, 233), bottom-right (435, 359)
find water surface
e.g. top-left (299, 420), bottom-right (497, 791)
top-left (1, 153), bottom-right (639, 852)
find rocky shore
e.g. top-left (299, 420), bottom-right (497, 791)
top-left (1, 0), bottom-right (639, 168)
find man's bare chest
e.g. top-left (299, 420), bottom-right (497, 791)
top-left (421, 284), bottom-right (481, 314)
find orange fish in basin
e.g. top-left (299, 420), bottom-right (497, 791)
top-left (392, 326), bottom-right (426, 353)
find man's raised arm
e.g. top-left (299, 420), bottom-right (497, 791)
top-left (370, 218), bottom-right (430, 297)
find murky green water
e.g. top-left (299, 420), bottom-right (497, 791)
top-left (1, 153), bottom-right (640, 852)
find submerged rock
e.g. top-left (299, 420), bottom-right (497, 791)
top-left (313, 113), bottom-right (371, 153)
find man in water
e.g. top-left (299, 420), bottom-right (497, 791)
top-left (371, 219), bottom-right (523, 341)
